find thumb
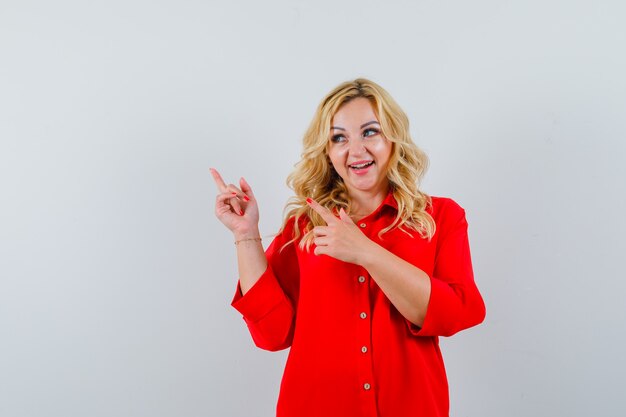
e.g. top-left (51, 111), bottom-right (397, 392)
top-left (339, 208), bottom-right (354, 224)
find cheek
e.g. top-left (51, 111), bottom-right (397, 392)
top-left (327, 147), bottom-right (347, 172)
top-left (371, 139), bottom-right (393, 162)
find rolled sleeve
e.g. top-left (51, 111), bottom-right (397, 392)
top-left (407, 208), bottom-right (486, 337)
top-left (231, 266), bottom-right (295, 350)
top-left (231, 217), bottom-right (300, 351)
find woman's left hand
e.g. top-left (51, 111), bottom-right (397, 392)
top-left (306, 198), bottom-right (374, 265)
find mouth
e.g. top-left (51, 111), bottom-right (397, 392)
top-left (348, 160), bottom-right (375, 171)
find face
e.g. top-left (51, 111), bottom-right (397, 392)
top-left (327, 97), bottom-right (393, 196)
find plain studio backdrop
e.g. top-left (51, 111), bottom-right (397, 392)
top-left (1, 1), bottom-right (625, 416)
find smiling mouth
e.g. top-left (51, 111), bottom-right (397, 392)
top-left (349, 161), bottom-right (375, 170)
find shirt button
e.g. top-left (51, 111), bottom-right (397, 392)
top-left (358, 276), bottom-right (366, 283)
top-left (359, 312), bottom-right (367, 319)
top-left (363, 383), bottom-right (371, 390)
top-left (361, 346), bottom-right (368, 353)
top-left (359, 223), bottom-right (367, 228)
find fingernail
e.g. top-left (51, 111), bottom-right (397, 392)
top-left (231, 192), bottom-right (237, 195)
top-left (306, 198), bottom-right (312, 204)
top-left (243, 196), bottom-right (250, 201)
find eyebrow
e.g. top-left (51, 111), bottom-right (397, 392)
top-left (330, 121), bottom-right (380, 131)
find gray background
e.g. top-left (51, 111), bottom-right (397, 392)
top-left (1, 1), bottom-right (625, 416)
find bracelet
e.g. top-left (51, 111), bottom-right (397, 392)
top-left (234, 237), bottom-right (262, 245)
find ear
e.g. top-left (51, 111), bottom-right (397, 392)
top-left (339, 208), bottom-right (354, 224)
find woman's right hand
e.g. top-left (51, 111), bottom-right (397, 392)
top-left (209, 168), bottom-right (260, 239)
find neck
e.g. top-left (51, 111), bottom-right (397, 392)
top-left (347, 185), bottom-right (390, 216)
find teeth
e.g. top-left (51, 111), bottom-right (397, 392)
top-left (350, 161), bottom-right (374, 169)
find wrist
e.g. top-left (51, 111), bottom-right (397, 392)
top-left (234, 236), bottom-right (262, 246)
top-left (233, 229), bottom-right (261, 241)
top-left (357, 239), bottom-right (381, 268)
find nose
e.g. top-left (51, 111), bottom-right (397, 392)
top-left (348, 137), bottom-right (368, 157)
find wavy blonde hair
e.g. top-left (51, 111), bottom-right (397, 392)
top-left (281, 78), bottom-right (435, 251)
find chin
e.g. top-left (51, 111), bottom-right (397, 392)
top-left (347, 181), bottom-right (379, 192)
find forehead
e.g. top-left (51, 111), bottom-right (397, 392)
top-left (331, 97), bottom-right (378, 126)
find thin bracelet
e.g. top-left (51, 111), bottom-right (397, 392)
top-left (234, 237), bottom-right (262, 245)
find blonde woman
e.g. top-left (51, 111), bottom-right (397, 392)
top-left (210, 78), bottom-right (485, 417)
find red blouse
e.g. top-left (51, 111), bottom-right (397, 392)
top-left (232, 193), bottom-right (486, 417)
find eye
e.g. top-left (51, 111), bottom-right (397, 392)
top-left (331, 134), bottom-right (346, 143)
top-left (363, 128), bottom-right (380, 138)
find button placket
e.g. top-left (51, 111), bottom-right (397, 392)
top-left (355, 267), bottom-right (374, 410)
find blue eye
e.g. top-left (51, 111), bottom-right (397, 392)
top-left (331, 134), bottom-right (346, 143)
top-left (363, 128), bottom-right (380, 138)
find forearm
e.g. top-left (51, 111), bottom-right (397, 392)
top-left (234, 230), bottom-right (268, 295)
top-left (360, 241), bottom-right (431, 327)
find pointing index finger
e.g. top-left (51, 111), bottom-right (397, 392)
top-left (209, 167), bottom-right (227, 192)
top-left (306, 198), bottom-right (337, 225)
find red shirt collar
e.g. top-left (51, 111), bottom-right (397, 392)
top-left (381, 190), bottom-right (399, 210)
top-left (328, 190), bottom-right (399, 220)
top-left (369, 190), bottom-right (435, 219)
top-left (360, 190), bottom-right (398, 221)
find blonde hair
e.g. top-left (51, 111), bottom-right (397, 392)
top-left (281, 78), bottom-right (435, 251)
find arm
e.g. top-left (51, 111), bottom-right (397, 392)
top-left (305, 198), bottom-right (430, 327)
top-left (210, 168), bottom-right (299, 350)
top-left (231, 220), bottom-right (300, 351)
top-left (362, 209), bottom-right (486, 336)
top-left (306, 197), bottom-right (485, 337)
top-left (210, 167), bottom-right (267, 294)
top-left (360, 242), bottom-right (431, 327)
top-left (406, 209), bottom-right (486, 336)
top-left (234, 233), bottom-right (267, 295)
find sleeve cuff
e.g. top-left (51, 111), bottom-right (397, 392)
top-left (231, 265), bottom-right (291, 323)
top-left (406, 275), bottom-right (460, 337)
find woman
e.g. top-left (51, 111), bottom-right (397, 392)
top-left (210, 78), bottom-right (486, 417)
